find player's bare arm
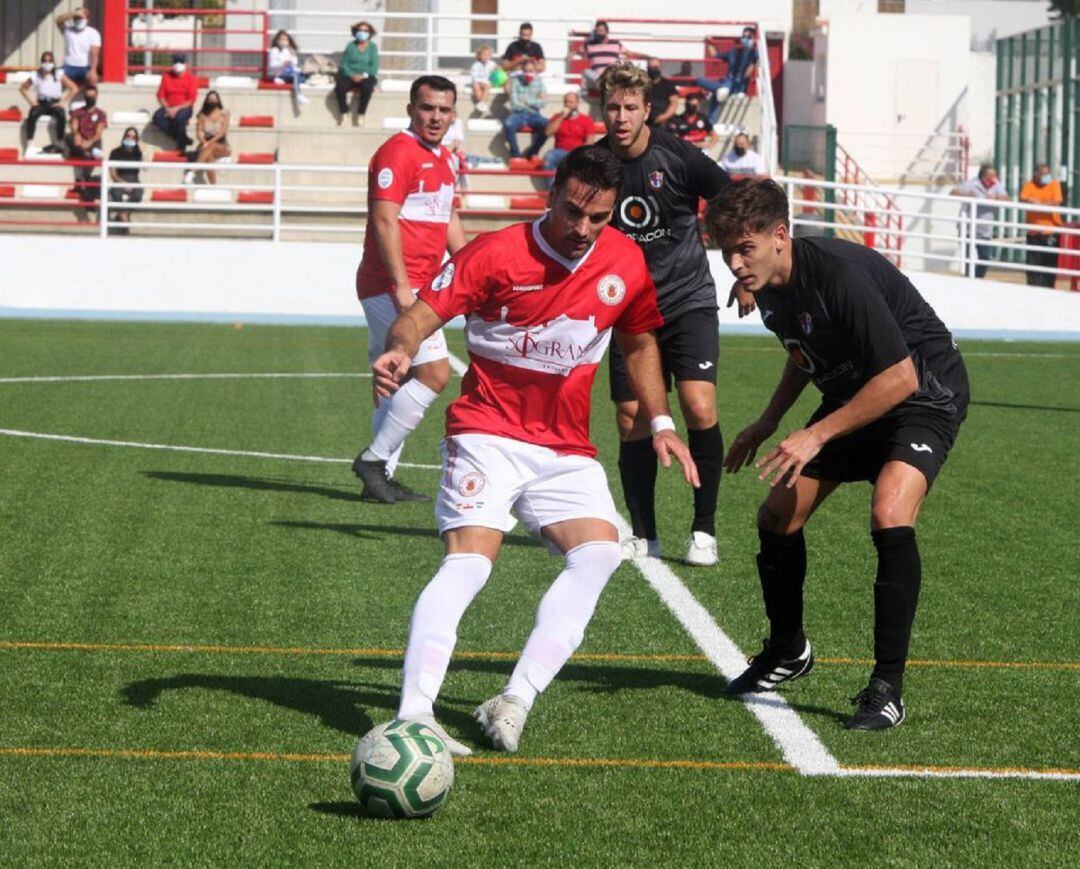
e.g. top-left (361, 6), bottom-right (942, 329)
top-left (369, 199), bottom-right (414, 311)
top-left (372, 299), bottom-right (446, 400)
top-left (725, 357), bottom-right (809, 473)
top-left (757, 356), bottom-right (918, 488)
top-left (446, 211), bottom-right (466, 254)
top-left (727, 281), bottom-right (757, 317)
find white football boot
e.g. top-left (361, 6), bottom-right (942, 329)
top-left (399, 713), bottom-right (473, 756)
top-left (473, 694), bottom-right (529, 752)
top-left (684, 531), bottom-right (718, 566)
top-left (620, 536), bottom-right (661, 560)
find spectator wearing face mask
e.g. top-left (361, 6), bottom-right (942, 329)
top-left (20, 52), bottom-right (67, 154)
top-left (108, 127), bottom-right (144, 233)
top-left (502, 23), bottom-right (546, 74)
top-left (268, 29), bottom-right (309, 108)
top-left (503, 58), bottom-right (548, 159)
top-left (646, 58), bottom-right (679, 127)
top-left (580, 20), bottom-right (625, 93)
top-left (1019, 163), bottom-right (1064, 288)
top-left (719, 133), bottom-right (767, 177)
top-left (695, 26), bottom-right (759, 124)
top-left (541, 92), bottom-right (596, 186)
top-left (950, 164), bottom-right (1010, 279)
top-left (336, 21), bottom-right (379, 126)
top-left (189, 91), bottom-right (231, 185)
top-left (55, 6), bottom-right (100, 96)
top-left (67, 84), bottom-right (106, 203)
top-left (666, 95), bottom-right (717, 150)
top-left (153, 54), bottom-right (198, 150)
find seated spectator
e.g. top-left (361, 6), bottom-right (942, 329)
top-left (188, 91), bottom-right (231, 185)
top-left (695, 26), bottom-right (759, 124)
top-left (1019, 163), bottom-right (1064, 288)
top-left (67, 84), bottom-right (106, 203)
top-left (666, 93), bottom-right (717, 149)
top-left (336, 21), bottom-right (379, 126)
top-left (442, 116), bottom-right (467, 175)
top-left (469, 44), bottom-right (497, 114)
top-left (646, 58), bottom-right (679, 127)
top-left (719, 133), bottom-right (767, 177)
top-left (107, 127), bottom-right (144, 234)
top-left (950, 163), bottom-right (1010, 278)
top-left (542, 92), bottom-right (595, 186)
top-left (502, 23), bottom-right (546, 74)
top-left (581, 20), bottom-right (626, 93)
top-left (268, 29), bottom-right (309, 108)
top-left (153, 53), bottom-right (198, 150)
top-left (55, 6), bottom-right (100, 98)
top-left (503, 59), bottom-right (548, 159)
top-left (20, 52), bottom-right (67, 154)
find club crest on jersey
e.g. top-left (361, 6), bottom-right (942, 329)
top-left (799, 311), bottom-right (813, 335)
top-left (597, 274), bottom-right (626, 306)
top-left (431, 262), bottom-right (455, 291)
top-left (458, 471), bottom-right (486, 497)
top-left (377, 167), bottom-right (394, 189)
top-left (649, 171), bottom-right (664, 189)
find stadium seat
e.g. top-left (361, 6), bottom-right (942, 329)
top-left (22, 185), bottom-right (61, 199)
top-left (508, 157), bottom-right (536, 171)
top-left (111, 111), bottom-right (151, 125)
top-left (213, 76), bottom-right (256, 89)
top-left (0, 108), bottom-right (23, 122)
top-left (195, 76), bottom-right (211, 88)
top-left (258, 79), bottom-right (292, 91)
top-left (382, 117), bottom-right (410, 130)
top-left (132, 74), bottom-right (162, 87)
top-left (467, 119), bottom-right (501, 133)
top-left (239, 115), bottom-right (274, 128)
top-left (6, 71), bottom-right (31, 85)
top-left (466, 194), bottom-right (506, 209)
top-left (151, 189), bottom-right (187, 203)
top-left (380, 79), bottom-right (412, 93)
top-left (238, 153), bottom-right (275, 164)
top-left (0, 71), bottom-right (5, 84)
top-left (0, 185), bottom-right (15, 198)
top-left (509, 195), bottom-right (546, 210)
top-left (593, 121), bottom-right (607, 135)
top-left (0, 148), bottom-right (20, 162)
top-left (676, 86), bottom-right (708, 98)
top-left (237, 191), bottom-right (274, 204)
top-left (192, 188), bottom-right (233, 204)
top-left (153, 151), bottom-right (187, 163)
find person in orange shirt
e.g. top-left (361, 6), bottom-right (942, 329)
top-left (1019, 163), bottom-right (1063, 288)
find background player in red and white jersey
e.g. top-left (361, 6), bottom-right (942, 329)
top-left (370, 147), bottom-right (699, 754)
top-left (352, 75), bottom-right (467, 504)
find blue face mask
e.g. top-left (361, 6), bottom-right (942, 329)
top-left (122, 138), bottom-right (137, 148)
top-left (741, 37), bottom-right (753, 49)
top-left (354, 30), bottom-right (370, 43)
top-left (1040, 173), bottom-right (1053, 185)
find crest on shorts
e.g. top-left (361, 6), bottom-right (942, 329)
top-left (458, 471), bottom-right (486, 497)
top-left (649, 171), bottom-right (664, 189)
top-left (431, 262), bottom-right (455, 292)
top-left (596, 274), bottom-right (626, 306)
top-left (799, 311), bottom-right (813, 335)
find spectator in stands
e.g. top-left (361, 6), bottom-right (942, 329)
top-left (55, 6), bottom-right (100, 98)
top-left (442, 115), bottom-right (467, 175)
top-left (20, 52), bottom-right (67, 154)
top-left (503, 58), bottom-right (548, 159)
top-left (719, 133), bottom-right (767, 177)
top-left (950, 163), bottom-right (1009, 279)
top-left (67, 84), bottom-right (106, 203)
top-left (1019, 162), bottom-right (1064, 288)
top-left (666, 92), bottom-right (717, 150)
top-left (502, 23), bottom-right (546, 74)
top-left (581, 20), bottom-right (626, 93)
top-left (469, 44), bottom-right (497, 114)
top-left (541, 91), bottom-right (595, 186)
top-left (268, 29), bottom-right (309, 108)
top-left (189, 91), bottom-right (231, 186)
top-left (695, 26), bottom-right (759, 124)
top-left (153, 53), bottom-right (198, 151)
top-left (646, 58), bottom-right (679, 127)
top-left (336, 21), bottom-right (379, 126)
top-left (107, 127), bottom-right (144, 234)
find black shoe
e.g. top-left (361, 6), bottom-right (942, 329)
top-left (846, 677), bottom-right (905, 731)
top-left (42, 144), bottom-right (63, 154)
top-left (385, 477), bottom-right (432, 503)
top-left (351, 454), bottom-right (396, 503)
top-left (723, 638), bottom-right (814, 695)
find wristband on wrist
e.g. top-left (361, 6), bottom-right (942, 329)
top-left (650, 415), bottom-right (676, 436)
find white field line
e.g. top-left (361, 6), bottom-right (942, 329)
top-left (613, 515), bottom-right (841, 777)
top-left (0, 372), bottom-right (372, 384)
top-left (836, 767), bottom-right (1080, 782)
top-left (446, 350), bottom-right (468, 376)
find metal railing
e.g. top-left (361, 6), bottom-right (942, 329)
top-left (123, 7), bottom-right (269, 79)
top-left (835, 143), bottom-right (904, 265)
top-left (754, 20), bottom-right (778, 175)
top-left (835, 129), bottom-right (970, 183)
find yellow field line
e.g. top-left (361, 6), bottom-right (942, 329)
top-left (1, 639), bottom-right (1077, 673)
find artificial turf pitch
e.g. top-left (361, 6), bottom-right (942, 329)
top-left (1, 318), bottom-right (1078, 865)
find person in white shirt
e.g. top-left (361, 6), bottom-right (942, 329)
top-left (55, 6), bottom-right (101, 95)
top-left (719, 133), bottom-right (768, 178)
top-left (267, 29), bottom-right (309, 107)
top-left (469, 44), bottom-right (497, 114)
top-left (20, 52), bottom-right (67, 153)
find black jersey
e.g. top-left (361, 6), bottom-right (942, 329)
top-left (756, 237), bottom-right (969, 417)
top-left (598, 127), bottom-right (731, 321)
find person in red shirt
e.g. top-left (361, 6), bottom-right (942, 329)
top-left (352, 75), bottom-right (466, 504)
top-left (152, 53), bottom-right (198, 149)
top-left (541, 92), bottom-right (596, 186)
top-left (371, 146), bottom-right (699, 755)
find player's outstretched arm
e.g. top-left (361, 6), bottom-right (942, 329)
top-left (725, 358), bottom-right (809, 474)
top-left (369, 199), bottom-right (414, 311)
top-left (372, 300), bottom-right (447, 402)
top-left (615, 329), bottom-right (700, 488)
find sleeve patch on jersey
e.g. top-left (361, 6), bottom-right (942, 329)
top-left (377, 167), bottom-right (394, 189)
top-left (431, 261), bottom-right (455, 291)
top-left (597, 274), bottom-right (626, 306)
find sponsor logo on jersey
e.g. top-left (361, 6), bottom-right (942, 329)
top-left (620, 195), bottom-right (660, 229)
top-left (910, 443), bottom-right (933, 454)
top-left (431, 262), bottom-right (455, 291)
top-left (698, 360), bottom-right (714, 370)
top-left (649, 170), bottom-right (665, 189)
top-left (467, 312), bottom-right (610, 377)
top-left (377, 167), bottom-right (394, 189)
top-left (799, 311), bottom-right (813, 335)
top-left (511, 283), bottom-right (544, 293)
top-left (597, 274), bottom-right (626, 306)
top-left (783, 338), bottom-right (816, 374)
top-left (458, 471), bottom-right (486, 497)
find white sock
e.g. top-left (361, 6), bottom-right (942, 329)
top-left (398, 553), bottom-right (493, 719)
top-left (365, 379), bottom-right (439, 469)
top-left (365, 400), bottom-right (403, 476)
top-left (504, 541), bottom-right (622, 708)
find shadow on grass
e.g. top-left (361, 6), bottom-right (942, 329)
top-left (971, 400), bottom-right (1080, 414)
top-left (309, 801), bottom-right (364, 820)
top-left (272, 519), bottom-right (542, 548)
top-left (144, 471), bottom-right (363, 502)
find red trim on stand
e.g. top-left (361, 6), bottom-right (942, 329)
top-left (102, 0), bottom-right (127, 83)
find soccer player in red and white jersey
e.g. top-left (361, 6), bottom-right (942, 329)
top-left (352, 75), bottom-right (467, 504)
top-left (370, 147), bottom-right (699, 754)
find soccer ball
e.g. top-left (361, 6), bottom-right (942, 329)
top-left (349, 719), bottom-right (454, 819)
top-left (489, 67), bottom-right (508, 87)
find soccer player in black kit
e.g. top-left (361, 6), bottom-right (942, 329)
top-left (708, 179), bottom-right (969, 731)
top-left (596, 62), bottom-right (753, 566)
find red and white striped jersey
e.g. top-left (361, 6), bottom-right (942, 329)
top-left (357, 130), bottom-right (457, 299)
top-left (418, 217), bottom-right (664, 456)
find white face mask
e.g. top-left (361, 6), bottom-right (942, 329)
top-left (41, 62), bottom-right (55, 72)
top-left (74, 18), bottom-right (87, 31)
top-left (173, 63), bottom-right (186, 74)
top-left (277, 41), bottom-right (289, 48)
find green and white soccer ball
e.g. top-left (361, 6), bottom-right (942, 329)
top-left (350, 719), bottom-right (455, 819)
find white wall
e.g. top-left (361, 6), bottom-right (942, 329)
top-left (782, 59), bottom-right (815, 129)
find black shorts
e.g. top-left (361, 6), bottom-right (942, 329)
top-left (609, 306), bottom-right (719, 403)
top-left (801, 404), bottom-right (963, 488)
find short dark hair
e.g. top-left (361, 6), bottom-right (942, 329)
top-left (742, 26), bottom-right (757, 37)
top-left (705, 178), bottom-right (789, 250)
top-left (520, 22), bottom-right (533, 33)
top-left (977, 163), bottom-right (995, 181)
top-left (552, 145), bottom-right (623, 195)
top-left (409, 74), bottom-right (457, 105)
top-left (595, 19), bottom-right (609, 30)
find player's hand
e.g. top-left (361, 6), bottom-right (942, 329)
top-left (726, 281), bottom-right (756, 318)
top-left (755, 427), bottom-right (825, 488)
top-left (653, 431), bottom-right (700, 488)
top-left (723, 417), bottom-right (777, 474)
top-left (392, 287), bottom-right (416, 313)
top-left (371, 350), bottom-right (412, 404)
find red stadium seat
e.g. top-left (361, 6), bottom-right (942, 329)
top-left (676, 86), bottom-right (708, 99)
top-left (153, 151), bottom-right (187, 163)
top-left (151, 189), bottom-right (187, 203)
top-left (238, 153), bottom-right (275, 164)
top-left (195, 76), bottom-right (210, 88)
top-left (509, 195), bottom-right (547, 210)
top-left (0, 72), bottom-right (6, 84)
top-left (508, 157), bottom-right (534, 171)
top-left (239, 115), bottom-right (274, 128)
top-left (593, 121), bottom-right (607, 135)
top-left (0, 148), bottom-right (20, 162)
top-left (0, 185), bottom-right (15, 197)
top-left (0, 107), bottom-right (22, 122)
top-left (237, 190), bottom-right (274, 204)
top-left (258, 79), bottom-right (292, 91)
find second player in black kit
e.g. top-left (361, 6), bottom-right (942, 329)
top-left (708, 179), bottom-right (969, 731)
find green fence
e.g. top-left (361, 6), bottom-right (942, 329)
top-left (781, 124), bottom-right (836, 237)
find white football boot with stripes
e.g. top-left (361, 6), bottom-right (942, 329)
top-left (620, 536), bottom-right (661, 560)
top-left (723, 638), bottom-right (815, 695)
top-left (399, 713), bottom-right (473, 756)
top-left (846, 677), bottom-right (906, 731)
top-left (473, 693), bottom-right (529, 752)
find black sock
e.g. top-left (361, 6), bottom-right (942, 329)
top-left (870, 526), bottom-right (921, 695)
top-left (618, 438), bottom-right (658, 540)
top-left (757, 528), bottom-right (807, 657)
top-left (688, 424), bottom-right (723, 535)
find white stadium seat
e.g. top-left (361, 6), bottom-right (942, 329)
top-left (193, 188), bottom-right (234, 204)
top-left (22, 185), bottom-right (61, 200)
top-left (132, 73), bottom-right (162, 86)
top-left (465, 194), bottom-right (506, 209)
top-left (112, 111), bottom-right (151, 125)
top-left (466, 119), bottom-right (502, 133)
top-left (213, 76), bottom-right (256, 89)
top-left (382, 117), bottom-right (409, 130)
top-left (379, 79), bottom-right (412, 93)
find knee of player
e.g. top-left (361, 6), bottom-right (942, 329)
top-left (679, 397), bottom-right (717, 429)
top-left (870, 498), bottom-right (915, 531)
top-left (614, 406), bottom-right (643, 439)
top-left (757, 501), bottom-right (801, 536)
top-left (415, 362), bottom-right (451, 393)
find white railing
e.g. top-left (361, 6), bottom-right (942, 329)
top-left (754, 21), bottom-right (778, 175)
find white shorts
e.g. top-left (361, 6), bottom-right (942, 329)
top-left (436, 434), bottom-right (620, 537)
top-left (361, 291), bottom-right (449, 367)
